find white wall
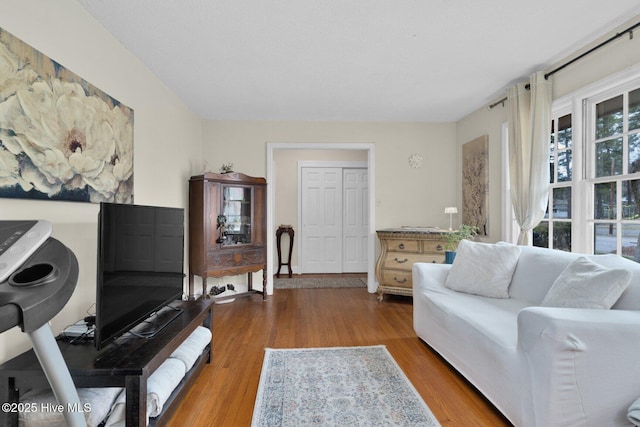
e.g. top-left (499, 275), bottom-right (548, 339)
top-left (202, 120), bottom-right (458, 229)
top-left (455, 106), bottom-right (507, 242)
top-left (0, 0), bottom-right (202, 362)
top-left (456, 15), bottom-right (640, 243)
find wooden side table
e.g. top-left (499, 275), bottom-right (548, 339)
top-left (276, 225), bottom-right (294, 278)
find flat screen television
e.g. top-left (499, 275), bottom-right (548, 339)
top-left (95, 202), bottom-right (185, 350)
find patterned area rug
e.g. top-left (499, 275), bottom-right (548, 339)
top-left (273, 277), bottom-right (367, 289)
top-left (251, 345), bottom-right (441, 427)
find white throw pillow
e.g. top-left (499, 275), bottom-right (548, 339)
top-left (541, 256), bottom-right (632, 309)
top-left (444, 239), bottom-right (522, 298)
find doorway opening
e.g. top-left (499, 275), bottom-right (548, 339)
top-left (266, 143), bottom-right (376, 295)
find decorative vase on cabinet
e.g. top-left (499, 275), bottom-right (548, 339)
top-left (188, 172), bottom-right (267, 299)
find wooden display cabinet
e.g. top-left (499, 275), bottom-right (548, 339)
top-left (188, 172), bottom-right (267, 299)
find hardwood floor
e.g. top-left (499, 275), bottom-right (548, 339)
top-left (166, 288), bottom-right (512, 426)
top-left (275, 272), bottom-right (368, 279)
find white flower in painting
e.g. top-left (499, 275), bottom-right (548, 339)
top-left (0, 40), bottom-right (38, 103)
top-left (110, 105), bottom-right (133, 182)
top-left (20, 159), bottom-right (62, 195)
top-left (0, 78), bottom-right (133, 199)
top-left (0, 145), bottom-right (31, 191)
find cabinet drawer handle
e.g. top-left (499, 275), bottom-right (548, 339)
top-left (398, 243), bottom-right (405, 249)
top-left (393, 277), bottom-right (408, 283)
top-left (436, 244), bottom-right (443, 251)
top-left (394, 257), bottom-right (408, 263)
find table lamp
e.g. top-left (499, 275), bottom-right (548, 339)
top-left (444, 207), bottom-right (458, 230)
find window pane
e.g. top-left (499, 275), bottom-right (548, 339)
top-left (630, 133), bottom-right (640, 173)
top-left (557, 150), bottom-right (572, 182)
top-left (594, 182), bottom-right (617, 219)
top-left (622, 179), bottom-right (640, 220)
top-left (596, 95), bottom-right (623, 139)
top-left (595, 138), bottom-right (623, 177)
top-left (557, 114), bottom-right (572, 149)
top-left (622, 223), bottom-right (640, 262)
top-left (553, 187), bottom-right (571, 219)
top-left (553, 222), bottom-right (571, 251)
top-left (594, 223), bottom-right (616, 255)
top-left (533, 222), bottom-right (549, 248)
top-left (630, 88), bottom-right (640, 131)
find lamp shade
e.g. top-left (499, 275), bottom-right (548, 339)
top-left (444, 207), bottom-right (458, 214)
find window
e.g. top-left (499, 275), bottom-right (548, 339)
top-left (501, 66), bottom-right (640, 260)
top-left (588, 86), bottom-right (640, 260)
top-left (533, 113), bottom-right (573, 251)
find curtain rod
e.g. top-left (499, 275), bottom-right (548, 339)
top-left (488, 20), bottom-right (640, 110)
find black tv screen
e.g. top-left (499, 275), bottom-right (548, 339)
top-left (95, 202), bottom-right (185, 350)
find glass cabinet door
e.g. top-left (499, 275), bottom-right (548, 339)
top-left (220, 185), bottom-right (252, 245)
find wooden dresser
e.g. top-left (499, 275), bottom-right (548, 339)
top-left (375, 229), bottom-right (451, 301)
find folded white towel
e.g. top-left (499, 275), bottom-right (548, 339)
top-left (169, 325), bottom-right (212, 371)
top-left (105, 358), bottom-right (186, 426)
top-left (147, 357), bottom-right (186, 417)
top-left (19, 387), bottom-right (122, 427)
top-left (629, 396), bottom-right (640, 426)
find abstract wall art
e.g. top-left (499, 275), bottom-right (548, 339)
top-left (0, 27), bottom-right (134, 203)
top-left (462, 135), bottom-right (489, 235)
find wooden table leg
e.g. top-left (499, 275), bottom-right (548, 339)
top-left (262, 268), bottom-right (267, 300)
top-left (125, 375), bottom-right (146, 427)
top-left (276, 227), bottom-right (284, 278)
top-left (286, 228), bottom-right (294, 278)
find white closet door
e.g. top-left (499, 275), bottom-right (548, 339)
top-left (300, 168), bottom-right (343, 273)
top-left (342, 168), bottom-right (368, 272)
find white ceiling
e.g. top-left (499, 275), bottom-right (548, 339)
top-left (77, 0), bottom-right (640, 122)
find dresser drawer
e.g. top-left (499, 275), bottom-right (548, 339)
top-left (423, 241), bottom-right (446, 254)
top-left (382, 252), bottom-right (425, 270)
top-left (419, 254), bottom-right (446, 264)
top-left (386, 240), bottom-right (419, 252)
top-left (380, 270), bottom-right (412, 289)
top-left (207, 248), bottom-right (265, 269)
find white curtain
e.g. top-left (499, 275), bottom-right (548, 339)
top-left (508, 71), bottom-right (552, 245)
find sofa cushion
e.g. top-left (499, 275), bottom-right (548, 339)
top-left (584, 254), bottom-right (640, 310)
top-left (444, 240), bottom-right (522, 298)
top-left (541, 256), bottom-right (632, 309)
top-left (508, 245), bottom-right (580, 304)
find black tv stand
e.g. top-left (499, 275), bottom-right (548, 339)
top-left (0, 298), bottom-right (214, 427)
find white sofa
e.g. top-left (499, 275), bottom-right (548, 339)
top-left (413, 242), bottom-right (640, 427)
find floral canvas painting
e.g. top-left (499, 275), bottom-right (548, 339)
top-left (0, 27), bottom-right (133, 203)
top-left (462, 135), bottom-right (489, 235)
